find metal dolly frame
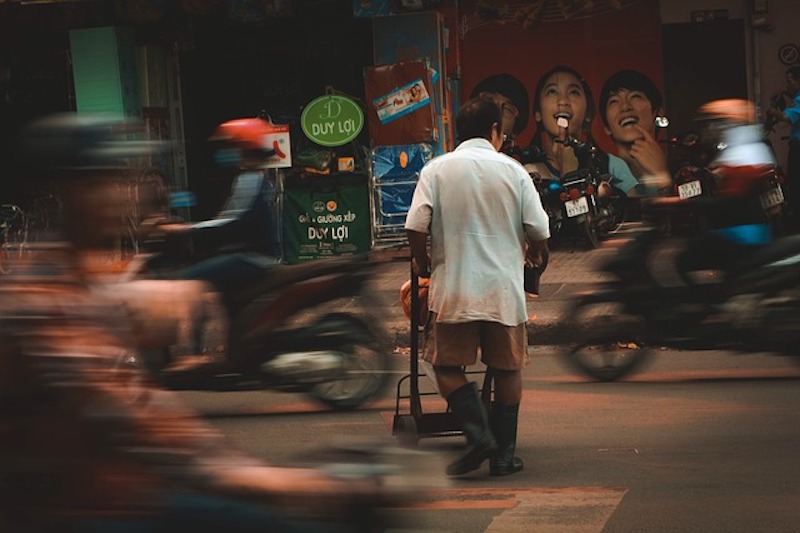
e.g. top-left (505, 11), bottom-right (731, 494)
top-left (391, 260), bottom-right (493, 446)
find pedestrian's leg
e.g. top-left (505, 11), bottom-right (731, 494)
top-left (489, 368), bottom-right (524, 476)
top-left (436, 366), bottom-right (497, 476)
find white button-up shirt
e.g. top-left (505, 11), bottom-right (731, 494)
top-left (405, 138), bottom-right (550, 325)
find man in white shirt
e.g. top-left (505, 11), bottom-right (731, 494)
top-left (405, 95), bottom-right (550, 477)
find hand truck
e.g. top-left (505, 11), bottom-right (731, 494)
top-left (392, 259), bottom-right (493, 446)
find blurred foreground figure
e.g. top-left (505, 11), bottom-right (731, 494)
top-left (648, 99), bottom-right (779, 285)
top-left (0, 113), bottom-right (418, 532)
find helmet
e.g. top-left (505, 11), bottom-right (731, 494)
top-left (209, 117), bottom-right (275, 168)
top-left (17, 112), bottom-right (163, 174)
top-left (209, 118), bottom-right (273, 151)
top-left (695, 99), bottom-right (758, 156)
top-left (697, 99), bottom-right (757, 125)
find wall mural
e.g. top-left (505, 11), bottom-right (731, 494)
top-left (458, 0), bottom-right (660, 156)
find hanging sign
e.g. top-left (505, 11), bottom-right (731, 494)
top-left (301, 94), bottom-right (364, 147)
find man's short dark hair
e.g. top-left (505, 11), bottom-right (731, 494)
top-left (456, 95), bottom-right (502, 143)
top-left (598, 70), bottom-right (663, 127)
top-left (787, 65), bottom-right (800, 81)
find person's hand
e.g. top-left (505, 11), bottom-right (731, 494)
top-left (524, 239), bottom-right (548, 270)
top-left (597, 180), bottom-right (613, 198)
top-left (159, 223), bottom-right (191, 235)
top-left (630, 125), bottom-right (669, 178)
top-left (412, 256), bottom-right (431, 278)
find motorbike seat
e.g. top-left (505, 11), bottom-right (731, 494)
top-left (232, 253), bottom-right (374, 302)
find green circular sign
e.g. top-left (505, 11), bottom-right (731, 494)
top-left (301, 95), bottom-right (364, 147)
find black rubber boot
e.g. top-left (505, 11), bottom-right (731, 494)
top-left (489, 402), bottom-right (524, 476)
top-left (445, 382), bottom-right (497, 476)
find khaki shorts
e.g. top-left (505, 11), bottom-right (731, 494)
top-left (422, 312), bottom-right (529, 371)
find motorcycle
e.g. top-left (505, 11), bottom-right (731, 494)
top-left (120, 243), bottom-right (394, 411)
top-left (560, 203), bottom-right (800, 382)
top-left (524, 137), bottom-right (627, 249)
top-left (561, 135), bottom-right (628, 248)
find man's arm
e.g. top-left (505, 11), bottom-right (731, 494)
top-left (406, 229), bottom-right (430, 278)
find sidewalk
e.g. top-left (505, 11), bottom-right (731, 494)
top-left (368, 242), bottom-right (617, 347)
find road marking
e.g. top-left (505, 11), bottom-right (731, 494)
top-left (399, 487), bottom-right (627, 532)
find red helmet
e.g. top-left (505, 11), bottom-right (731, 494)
top-left (209, 118), bottom-right (271, 151)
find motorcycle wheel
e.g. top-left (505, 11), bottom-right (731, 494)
top-left (546, 205), bottom-right (565, 249)
top-left (580, 213), bottom-right (600, 249)
top-left (597, 186), bottom-right (628, 238)
top-left (307, 313), bottom-right (393, 411)
top-left (567, 336), bottom-right (651, 382)
top-left (562, 296), bottom-right (650, 381)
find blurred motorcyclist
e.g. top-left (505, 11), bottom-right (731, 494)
top-left (155, 117), bottom-right (282, 299)
top-left (0, 113), bottom-right (395, 532)
top-left (647, 99), bottom-right (778, 285)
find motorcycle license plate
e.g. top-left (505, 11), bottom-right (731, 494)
top-left (760, 185), bottom-right (784, 209)
top-left (565, 196), bottom-right (589, 217)
top-left (678, 180), bottom-right (702, 199)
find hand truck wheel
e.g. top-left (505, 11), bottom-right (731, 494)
top-left (392, 414), bottom-right (419, 447)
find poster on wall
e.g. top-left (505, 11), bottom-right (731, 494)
top-left (364, 59), bottom-right (436, 146)
top-left (262, 122), bottom-right (292, 168)
top-left (373, 78), bottom-right (431, 125)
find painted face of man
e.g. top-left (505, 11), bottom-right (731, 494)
top-left (535, 71), bottom-right (587, 139)
top-left (604, 88), bottom-right (659, 143)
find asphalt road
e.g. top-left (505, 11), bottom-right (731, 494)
top-left (180, 345), bottom-right (800, 533)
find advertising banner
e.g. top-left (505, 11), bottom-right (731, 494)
top-left (282, 174), bottom-right (371, 263)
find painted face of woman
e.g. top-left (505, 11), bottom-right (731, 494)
top-left (535, 71), bottom-right (588, 139)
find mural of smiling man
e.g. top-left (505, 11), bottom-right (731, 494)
top-left (599, 69), bottom-right (672, 191)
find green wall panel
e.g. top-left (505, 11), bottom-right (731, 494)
top-left (69, 26), bottom-right (140, 117)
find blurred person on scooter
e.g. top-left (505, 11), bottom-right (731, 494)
top-left (152, 117), bottom-right (283, 361)
top-left (0, 113), bottom-right (397, 532)
top-left (406, 95), bottom-right (550, 477)
top-left (598, 69), bottom-right (672, 193)
top-left (157, 117), bottom-right (282, 284)
top-left (766, 65), bottom-right (800, 228)
top-left (648, 99), bottom-right (778, 285)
